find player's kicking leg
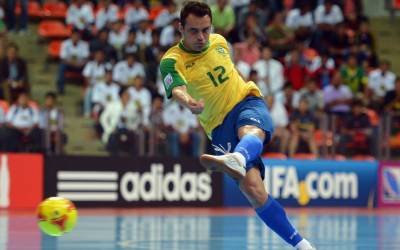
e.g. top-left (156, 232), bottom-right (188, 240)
top-left (200, 126), bottom-right (316, 250)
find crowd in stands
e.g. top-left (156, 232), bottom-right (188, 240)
top-left (0, 0), bottom-right (400, 159)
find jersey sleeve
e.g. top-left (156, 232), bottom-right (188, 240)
top-left (159, 58), bottom-right (187, 99)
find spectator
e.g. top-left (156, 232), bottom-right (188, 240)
top-left (265, 95), bottom-right (289, 154)
top-left (144, 30), bottom-right (162, 91)
top-left (4, 92), bottom-right (42, 152)
top-left (265, 12), bottom-right (294, 58)
top-left (39, 92), bottom-right (66, 154)
top-left (211, 0), bottom-right (235, 37)
top-left (108, 20), bottom-right (129, 52)
top-left (284, 50), bottom-right (306, 91)
top-left (100, 86), bottom-right (141, 155)
top-left (112, 53), bottom-right (145, 86)
top-left (127, 76), bottom-right (151, 128)
top-left (329, 22), bottom-right (352, 61)
top-left (0, 2), bottom-right (7, 36)
top-left (56, 29), bottom-right (89, 94)
top-left (92, 68), bottom-right (120, 118)
top-left (149, 94), bottom-right (167, 155)
top-left (66, 0), bottom-right (94, 38)
top-left (356, 20), bottom-right (375, 56)
top-left (238, 14), bottom-right (264, 43)
top-left (288, 98), bottom-right (319, 158)
top-left (323, 72), bottom-right (353, 114)
top-left (313, 0), bottom-right (344, 52)
top-left (125, 0), bottom-right (149, 29)
top-left (253, 46), bottom-right (284, 96)
top-left (135, 19), bottom-right (152, 47)
top-left (309, 51), bottom-right (336, 88)
top-left (95, 0), bottom-right (119, 31)
top-left (122, 30), bottom-right (139, 58)
top-left (233, 49), bottom-right (251, 80)
top-left (339, 99), bottom-right (372, 156)
top-left (82, 50), bottom-right (110, 117)
top-left (154, 1), bottom-right (178, 29)
top-left (384, 77), bottom-right (400, 113)
top-left (0, 43), bottom-right (29, 102)
top-left (237, 0), bottom-right (267, 30)
top-left (160, 17), bottom-right (179, 47)
top-left (5, 0), bottom-right (27, 33)
top-left (367, 59), bottom-right (396, 109)
top-left (162, 102), bottom-right (202, 157)
top-left (285, 2), bottom-right (314, 42)
top-left (89, 29), bottom-right (118, 63)
top-left (340, 54), bottom-right (367, 96)
top-left (293, 78), bottom-right (324, 115)
top-left (275, 82), bottom-right (299, 114)
top-left (233, 31), bottom-right (260, 66)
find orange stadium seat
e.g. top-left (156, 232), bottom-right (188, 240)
top-left (48, 40), bottom-right (62, 59)
top-left (39, 20), bottom-right (71, 39)
top-left (42, 2), bottom-right (68, 19)
top-left (262, 152), bottom-right (288, 160)
top-left (15, 1), bottom-right (43, 18)
top-left (292, 153), bottom-right (318, 160)
top-left (149, 5), bottom-right (165, 20)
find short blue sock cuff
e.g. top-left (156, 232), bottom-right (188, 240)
top-left (234, 134), bottom-right (263, 162)
top-left (256, 196), bottom-right (303, 247)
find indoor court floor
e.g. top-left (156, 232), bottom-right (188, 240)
top-left (1, 208), bottom-right (399, 250)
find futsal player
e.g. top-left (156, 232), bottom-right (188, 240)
top-left (159, 2), bottom-right (316, 249)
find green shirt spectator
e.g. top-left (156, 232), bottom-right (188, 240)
top-left (340, 55), bottom-right (367, 96)
top-left (211, 0), bottom-right (235, 37)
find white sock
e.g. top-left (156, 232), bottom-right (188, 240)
top-left (295, 239), bottom-right (314, 250)
top-left (232, 152), bottom-right (246, 167)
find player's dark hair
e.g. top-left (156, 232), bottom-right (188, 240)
top-left (180, 1), bottom-right (212, 27)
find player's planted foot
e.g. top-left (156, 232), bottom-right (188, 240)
top-left (200, 153), bottom-right (246, 179)
top-left (295, 239), bottom-right (316, 250)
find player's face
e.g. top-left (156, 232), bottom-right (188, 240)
top-left (180, 14), bottom-right (211, 52)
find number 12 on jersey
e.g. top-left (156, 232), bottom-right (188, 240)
top-left (207, 66), bottom-right (229, 87)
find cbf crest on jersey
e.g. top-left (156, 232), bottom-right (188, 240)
top-left (216, 46), bottom-right (228, 56)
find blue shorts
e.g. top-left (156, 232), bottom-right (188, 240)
top-left (211, 96), bottom-right (274, 180)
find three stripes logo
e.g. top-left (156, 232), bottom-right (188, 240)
top-left (57, 171), bottom-right (119, 201)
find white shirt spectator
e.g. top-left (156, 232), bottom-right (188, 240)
top-left (252, 58), bottom-right (284, 95)
top-left (125, 6), bottom-right (149, 27)
top-left (315, 4), bottom-right (343, 25)
top-left (269, 100), bottom-right (289, 128)
top-left (100, 100), bottom-right (140, 143)
top-left (108, 25), bottom-right (129, 49)
top-left (286, 8), bottom-right (314, 29)
top-left (0, 107), bottom-right (5, 124)
top-left (323, 85), bottom-right (353, 112)
top-left (66, 3), bottom-right (94, 30)
top-left (154, 10), bottom-right (178, 28)
top-left (60, 39), bottom-right (89, 63)
top-left (112, 61), bottom-right (145, 85)
top-left (127, 86), bottom-right (151, 127)
top-left (92, 81), bottom-right (120, 108)
top-left (6, 105), bottom-right (39, 129)
top-left (230, 0), bottom-right (250, 7)
top-left (0, 6), bottom-right (4, 19)
top-left (83, 61), bottom-right (111, 86)
top-left (95, 4), bottom-right (119, 30)
top-left (163, 102), bottom-right (198, 134)
top-left (136, 29), bottom-right (152, 46)
top-left (160, 25), bottom-right (176, 47)
top-left (368, 69), bottom-right (396, 98)
top-left (39, 108), bottom-right (63, 132)
top-left (235, 60), bottom-right (251, 80)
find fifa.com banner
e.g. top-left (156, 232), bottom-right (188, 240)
top-left (44, 156), bottom-right (223, 207)
top-left (224, 159), bottom-right (378, 207)
top-left (0, 153), bottom-right (43, 209)
top-left (378, 161), bottom-right (400, 207)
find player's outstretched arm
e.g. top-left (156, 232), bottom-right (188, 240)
top-left (172, 86), bottom-right (204, 114)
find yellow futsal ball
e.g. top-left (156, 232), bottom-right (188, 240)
top-left (36, 197), bottom-right (78, 236)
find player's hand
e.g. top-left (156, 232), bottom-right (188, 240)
top-left (187, 98), bottom-right (204, 114)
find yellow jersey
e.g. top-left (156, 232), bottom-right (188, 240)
top-left (160, 33), bottom-right (262, 138)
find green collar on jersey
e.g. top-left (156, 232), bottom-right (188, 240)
top-left (178, 40), bottom-right (210, 54)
